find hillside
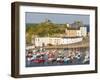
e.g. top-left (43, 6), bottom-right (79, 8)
top-left (26, 20), bottom-right (88, 44)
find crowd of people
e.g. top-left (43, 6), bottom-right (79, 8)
top-left (26, 48), bottom-right (89, 67)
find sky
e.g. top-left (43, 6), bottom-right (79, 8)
top-left (25, 12), bottom-right (90, 25)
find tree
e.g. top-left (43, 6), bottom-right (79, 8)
top-left (26, 19), bottom-right (68, 44)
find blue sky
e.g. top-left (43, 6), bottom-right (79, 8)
top-left (25, 12), bottom-right (90, 25)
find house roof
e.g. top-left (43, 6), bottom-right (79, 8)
top-left (66, 22), bottom-right (84, 30)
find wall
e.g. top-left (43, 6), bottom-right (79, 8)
top-left (0, 0), bottom-right (100, 80)
top-left (34, 37), bottom-right (82, 47)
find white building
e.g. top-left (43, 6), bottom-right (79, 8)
top-left (80, 27), bottom-right (87, 37)
top-left (34, 37), bottom-right (82, 47)
top-left (35, 37), bottom-right (62, 47)
top-left (65, 27), bottom-right (87, 37)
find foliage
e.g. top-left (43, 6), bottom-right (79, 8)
top-left (26, 20), bottom-right (84, 44)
